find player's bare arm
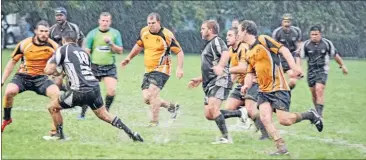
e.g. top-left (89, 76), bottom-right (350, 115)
top-left (295, 41), bottom-right (302, 66)
top-left (279, 46), bottom-right (303, 78)
top-left (241, 72), bottom-right (254, 94)
top-left (213, 50), bottom-right (230, 76)
top-left (229, 61), bottom-right (248, 74)
top-left (44, 61), bottom-right (61, 76)
top-left (176, 50), bottom-right (184, 79)
top-left (120, 44), bottom-right (144, 68)
top-left (334, 53), bottom-right (348, 75)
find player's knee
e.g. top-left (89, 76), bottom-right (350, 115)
top-left (106, 87), bottom-right (116, 96)
top-left (4, 88), bottom-right (17, 98)
top-left (204, 113), bottom-right (214, 120)
top-left (143, 96), bottom-right (151, 105)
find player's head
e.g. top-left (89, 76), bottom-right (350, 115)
top-left (310, 25), bottom-right (322, 43)
top-left (226, 27), bottom-right (239, 47)
top-left (147, 12), bottom-right (161, 33)
top-left (281, 13), bottom-right (292, 29)
top-left (98, 12), bottom-right (112, 31)
top-left (232, 19), bottom-right (239, 28)
top-left (201, 20), bottom-right (219, 40)
top-left (34, 20), bottom-right (50, 43)
top-left (55, 7), bottom-right (67, 24)
top-left (238, 20), bottom-right (257, 43)
top-left (61, 30), bottom-right (77, 45)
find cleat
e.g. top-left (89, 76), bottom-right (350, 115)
top-left (49, 130), bottom-right (57, 137)
top-left (269, 149), bottom-right (290, 156)
top-left (211, 137), bottom-right (231, 145)
top-left (168, 103), bottom-right (180, 119)
top-left (1, 118), bottom-right (13, 132)
top-left (309, 109), bottom-right (323, 132)
top-left (129, 132), bottom-right (144, 142)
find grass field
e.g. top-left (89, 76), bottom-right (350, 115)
top-left (1, 49), bottom-right (366, 159)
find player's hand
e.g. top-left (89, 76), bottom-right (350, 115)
top-left (340, 65), bottom-right (348, 75)
top-left (212, 65), bottom-right (224, 76)
top-left (290, 66), bottom-right (304, 79)
top-left (188, 78), bottom-right (201, 89)
top-left (120, 58), bottom-right (131, 68)
top-left (104, 36), bottom-right (112, 44)
top-left (241, 85), bottom-right (249, 94)
top-left (176, 68), bottom-right (184, 79)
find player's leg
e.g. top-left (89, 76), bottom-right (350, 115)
top-left (258, 101), bottom-right (288, 155)
top-left (219, 85), bottom-right (245, 120)
top-left (208, 96), bottom-right (231, 143)
top-left (269, 91), bottom-right (323, 131)
top-left (53, 74), bottom-right (66, 91)
top-left (1, 83), bottom-right (21, 132)
top-left (89, 88), bottom-right (143, 142)
top-left (1, 73), bottom-right (27, 132)
top-left (36, 77), bottom-right (61, 137)
top-left (102, 76), bottom-right (117, 111)
top-left (147, 84), bottom-right (162, 124)
top-left (314, 73), bottom-right (327, 117)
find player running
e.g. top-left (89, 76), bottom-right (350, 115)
top-left (121, 12), bottom-right (184, 127)
top-left (188, 20), bottom-right (234, 144)
top-left (1, 20), bottom-right (60, 133)
top-left (221, 27), bottom-right (269, 140)
top-left (272, 13), bottom-right (302, 90)
top-left (44, 30), bottom-right (143, 142)
top-left (79, 12), bottom-right (124, 119)
top-left (299, 25), bottom-right (348, 117)
top-left (239, 20), bottom-right (323, 155)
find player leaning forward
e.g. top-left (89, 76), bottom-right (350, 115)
top-left (44, 30), bottom-right (143, 142)
top-left (238, 20), bottom-right (323, 155)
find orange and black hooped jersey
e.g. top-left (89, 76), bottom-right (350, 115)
top-left (246, 35), bottom-right (289, 92)
top-left (11, 37), bottom-right (58, 76)
top-left (136, 26), bottom-right (182, 75)
top-left (229, 42), bottom-right (249, 85)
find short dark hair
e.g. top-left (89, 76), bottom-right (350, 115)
top-left (62, 30), bottom-right (77, 42)
top-left (148, 12), bottom-right (161, 21)
top-left (310, 25), bottom-right (322, 33)
top-left (239, 20), bottom-right (257, 36)
top-left (228, 27), bottom-right (238, 35)
top-left (100, 12), bottom-right (112, 19)
top-left (35, 20), bottom-right (49, 29)
top-left (204, 20), bottom-right (220, 34)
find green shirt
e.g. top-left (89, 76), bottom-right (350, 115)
top-left (85, 28), bottom-right (123, 65)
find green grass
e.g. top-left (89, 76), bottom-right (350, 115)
top-left (1, 49), bottom-right (366, 159)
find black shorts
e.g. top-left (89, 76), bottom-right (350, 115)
top-left (59, 87), bottom-right (104, 110)
top-left (204, 85), bottom-right (231, 105)
top-left (10, 73), bottom-right (55, 96)
top-left (141, 71), bottom-right (169, 90)
top-left (91, 63), bottom-right (117, 81)
top-left (307, 70), bottom-right (328, 87)
top-left (257, 91), bottom-right (291, 112)
top-left (229, 83), bottom-right (259, 102)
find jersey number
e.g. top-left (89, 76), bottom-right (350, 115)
top-left (73, 51), bottom-right (90, 65)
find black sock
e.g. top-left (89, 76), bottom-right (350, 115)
top-left (253, 115), bottom-right (268, 138)
top-left (300, 111), bottom-right (315, 121)
top-left (214, 114), bottom-right (228, 139)
top-left (111, 116), bottom-right (133, 136)
top-left (220, 110), bottom-right (242, 119)
top-left (3, 108), bottom-right (12, 120)
top-left (56, 124), bottom-right (65, 139)
top-left (80, 105), bottom-right (88, 117)
top-left (105, 95), bottom-right (115, 111)
top-left (315, 104), bottom-right (324, 117)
